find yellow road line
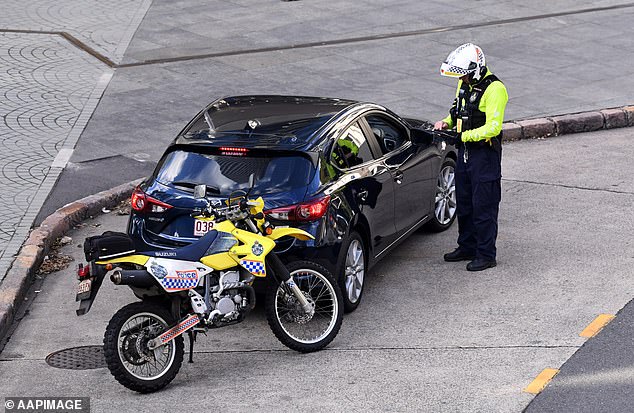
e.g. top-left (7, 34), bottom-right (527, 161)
top-left (523, 368), bottom-right (559, 394)
top-left (579, 314), bottom-right (615, 338)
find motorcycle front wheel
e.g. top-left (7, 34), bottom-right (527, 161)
top-left (265, 260), bottom-right (343, 353)
top-left (103, 301), bottom-right (184, 393)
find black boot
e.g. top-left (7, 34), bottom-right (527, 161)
top-left (443, 248), bottom-right (476, 262)
top-left (466, 258), bottom-right (497, 271)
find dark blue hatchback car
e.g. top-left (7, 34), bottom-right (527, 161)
top-left (127, 95), bottom-right (457, 312)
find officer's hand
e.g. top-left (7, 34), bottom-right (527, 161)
top-left (434, 121), bottom-right (448, 130)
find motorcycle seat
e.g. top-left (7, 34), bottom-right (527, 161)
top-left (149, 230), bottom-right (219, 262)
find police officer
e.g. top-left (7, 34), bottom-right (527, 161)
top-left (434, 43), bottom-right (508, 271)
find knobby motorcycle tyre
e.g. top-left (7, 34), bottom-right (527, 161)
top-left (265, 260), bottom-right (343, 353)
top-left (103, 301), bottom-right (184, 393)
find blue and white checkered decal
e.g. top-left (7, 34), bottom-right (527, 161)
top-left (241, 259), bottom-right (265, 275)
top-left (160, 269), bottom-right (199, 291)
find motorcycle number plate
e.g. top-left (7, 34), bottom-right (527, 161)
top-left (193, 219), bottom-right (214, 237)
top-left (76, 279), bottom-right (92, 301)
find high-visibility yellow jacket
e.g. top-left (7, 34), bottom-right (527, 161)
top-left (442, 70), bottom-right (508, 142)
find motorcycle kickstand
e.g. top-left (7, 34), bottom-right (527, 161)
top-left (187, 330), bottom-right (197, 363)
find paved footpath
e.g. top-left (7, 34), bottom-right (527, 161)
top-left (0, 0), bottom-right (151, 282)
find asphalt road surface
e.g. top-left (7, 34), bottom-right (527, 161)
top-left (1, 127), bottom-right (633, 412)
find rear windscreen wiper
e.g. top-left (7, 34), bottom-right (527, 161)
top-left (171, 181), bottom-right (220, 194)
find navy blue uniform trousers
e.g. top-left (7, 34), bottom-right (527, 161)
top-left (455, 143), bottom-right (501, 261)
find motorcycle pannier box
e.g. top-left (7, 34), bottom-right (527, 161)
top-left (84, 231), bottom-right (136, 261)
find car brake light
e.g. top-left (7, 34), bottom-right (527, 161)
top-left (131, 187), bottom-right (173, 213)
top-left (265, 196), bottom-right (330, 222)
top-left (219, 147), bottom-right (248, 156)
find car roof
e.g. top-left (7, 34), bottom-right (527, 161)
top-left (175, 95), bottom-right (360, 150)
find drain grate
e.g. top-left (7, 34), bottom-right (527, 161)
top-left (46, 345), bottom-right (107, 370)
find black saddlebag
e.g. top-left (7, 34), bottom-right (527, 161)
top-left (84, 231), bottom-right (136, 261)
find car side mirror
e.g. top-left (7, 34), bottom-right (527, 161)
top-left (410, 128), bottom-right (434, 146)
top-left (193, 184), bottom-right (207, 199)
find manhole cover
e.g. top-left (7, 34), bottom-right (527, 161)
top-left (46, 345), bottom-right (106, 370)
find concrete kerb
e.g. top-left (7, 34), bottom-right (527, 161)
top-left (0, 178), bottom-right (143, 343)
top-left (508, 105), bottom-right (634, 141)
top-left (1, 104), bottom-right (633, 345)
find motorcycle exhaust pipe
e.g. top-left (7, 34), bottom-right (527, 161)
top-left (111, 269), bottom-right (155, 288)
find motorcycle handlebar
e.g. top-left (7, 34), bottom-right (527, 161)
top-left (192, 196), bottom-right (264, 226)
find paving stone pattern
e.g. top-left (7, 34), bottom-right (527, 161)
top-left (0, 2), bottom-right (152, 281)
top-left (0, 33), bottom-right (107, 280)
top-left (0, 0), bottom-right (152, 63)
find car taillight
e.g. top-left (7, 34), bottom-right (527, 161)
top-left (131, 187), bottom-right (173, 213)
top-left (131, 187), bottom-right (146, 211)
top-left (265, 196), bottom-right (330, 222)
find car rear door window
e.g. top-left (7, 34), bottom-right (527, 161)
top-left (366, 114), bottom-right (408, 155)
top-left (331, 122), bottom-right (374, 169)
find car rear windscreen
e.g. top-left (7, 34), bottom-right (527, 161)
top-left (154, 150), bottom-right (313, 196)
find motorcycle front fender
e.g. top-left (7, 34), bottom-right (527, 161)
top-left (267, 227), bottom-right (314, 241)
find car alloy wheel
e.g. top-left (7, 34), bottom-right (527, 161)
top-left (424, 157), bottom-right (457, 233)
top-left (435, 163), bottom-right (456, 225)
top-left (345, 238), bottom-right (365, 305)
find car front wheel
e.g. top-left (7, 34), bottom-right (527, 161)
top-left (425, 157), bottom-right (457, 232)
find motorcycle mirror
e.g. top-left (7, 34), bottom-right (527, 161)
top-left (193, 184), bottom-right (207, 199)
top-left (245, 173), bottom-right (256, 197)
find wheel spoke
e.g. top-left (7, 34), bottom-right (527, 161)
top-left (447, 171), bottom-right (455, 187)
top-left (348, 248), bottom-right (355, 266)
top-left (345, 276), bottom-right (355, 300)
top-left (435, 201), bottom-right (443, 218)
top-left (314, 282), bottom-right (329, 302)
top-left (352, 245), bottom-right (362, 266)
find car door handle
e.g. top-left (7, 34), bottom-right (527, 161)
top-left (393, 171), bottom-right (404, 184)
top-left (357, 189), bottom-right (368, 202)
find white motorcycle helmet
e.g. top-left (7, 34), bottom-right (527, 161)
top-left (440, 43), bottom-right (487, 82)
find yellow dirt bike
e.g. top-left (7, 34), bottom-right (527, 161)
top-left (75, 186), bottom-right (343, 393)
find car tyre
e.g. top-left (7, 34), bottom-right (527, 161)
top-left (338, 231), bottom-right (366, 313)
top-left (425, 157), bottom-right (457, 232)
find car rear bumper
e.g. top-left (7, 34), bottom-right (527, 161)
top-left (128, 215), bottom-right (343, 279)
